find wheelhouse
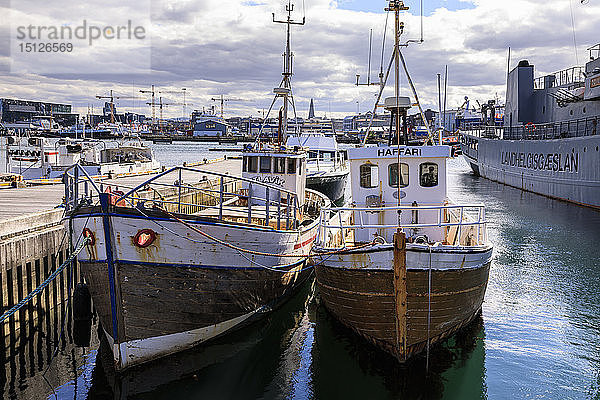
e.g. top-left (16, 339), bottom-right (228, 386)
top-left (346, 145), bottom-right (452, 243)
top-left (241, 149), bottom-right (307, 206)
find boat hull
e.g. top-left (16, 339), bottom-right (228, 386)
top-left (460, 133), bottom-right (600, 209)
top-left (306, 171), bottom-right (348, 203)
top-left (70, 207), bottom-right (316, 371)
top-left (314, 244), bottom-right (492, 361)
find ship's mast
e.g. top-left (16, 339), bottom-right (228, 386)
top-left (386, 1), bottom-right (408, 147)
top-left (272, 1), bottom-right (305, 142)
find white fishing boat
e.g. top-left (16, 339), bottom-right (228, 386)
top-left (64, 0), bottom-right (331, 371)
top-left (313, 0), bottom-right (493, 363)
top-left (287, 132), bottom-right (349, 203)
top-left (3, 136), bottom-right (159, 181)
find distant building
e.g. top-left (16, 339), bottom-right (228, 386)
top-left (342, 112), bottom-right (390, 132)
top-left (407, 108), bottom-right (437, 129)
top-left (193, 119), bottom-right (228, 137)
top-left (0, 98), bottom-right (78, 126)
top-left (308, 99), bottom-right (315, 119)
top-left (440, 109), bottom-right (458, 132)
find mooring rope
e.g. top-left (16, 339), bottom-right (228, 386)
top-left (0, 237), bottom-right (90, 324)
top-left (158, 206), bottom-right (376, 258)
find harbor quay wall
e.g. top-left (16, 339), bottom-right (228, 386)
top-left (0, 209), bottom-right (83, 399)
top-left (0, 209), bottom-right (72, 341)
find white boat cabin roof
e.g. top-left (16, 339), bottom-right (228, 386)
top-left (347, 145), bottom-right (451, 206)
top-left (286, 133), bottom-right (337, 152)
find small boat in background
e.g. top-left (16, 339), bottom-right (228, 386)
top-left (4, 136), bottom-right (160, 181)
top-left (151, 136), bottom-right (173, 144)
top-left (287, 132), bottom-right (349, 203)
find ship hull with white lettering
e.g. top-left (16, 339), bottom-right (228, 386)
top-left (461, 135), bottom-right (600, 209)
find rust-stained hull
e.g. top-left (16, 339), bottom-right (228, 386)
top-left (314, 244), bottom-right (491, 362)
top-left (80, 258), bottom-right (311, 369)
top-left (68, 205), bottom-right (317, 371)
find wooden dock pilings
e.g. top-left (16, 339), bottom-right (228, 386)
top-left (0, 208), bottom-right (94, 398)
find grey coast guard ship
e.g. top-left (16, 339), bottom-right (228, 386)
top-left (460, 44), bottom-right (600, 209)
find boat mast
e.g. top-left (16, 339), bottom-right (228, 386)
top-left (272, 1), bottom-right (305, 143)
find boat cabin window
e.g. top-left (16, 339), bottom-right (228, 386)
top-left (260, 156), bottom-right (271, 173)
top-left (360, 163), bottom-right (379, 188)
top-left (419, 162), bottom-right (438, 187)
top-left (308, 151), bottom-right (318, 159)
top-left (287, 158), bottom-right (296, 174)
top-left (274, 157), bottom-right (286, 173)
top-left (247, 156), bottom-right (258, 173)
top-left (388, 163), bottom-right (409, 188)
top-left (322, 152), bottom-right (332, 162)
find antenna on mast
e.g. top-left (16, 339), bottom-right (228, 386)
top-left (256, 1), bottom-right (304, 143)
top-left (404, 0), bottom-right (424, 45)
top-left (357, 29), bottom-right (383, 88)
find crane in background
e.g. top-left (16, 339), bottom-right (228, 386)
top-left (95, 90), bottom-right (138, 124)
top-left (141, 86), bottom-right (190, 126)
top-left (139, 85), bottom-right (157, 125)
top-left (159, 88), bottom-right (189, 120)
top-left (210, 95), bottom-right (246, 119)
top-left (146, 97), bottom-right (193, 132)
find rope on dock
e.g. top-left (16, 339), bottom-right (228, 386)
top-left (0, 237), bottom-right (90, 324)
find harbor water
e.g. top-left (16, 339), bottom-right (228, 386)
top-left (1, 143), bottom-right (599, 399)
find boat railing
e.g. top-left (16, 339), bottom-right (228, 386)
top-left (62, 164), bottom-right (309, 230)
top-left (317, 203), bottom-right (488, 248)
top-left (462, 115), bottom-right (599, 140)
top-left (534, 66), bottom-right (585, 90)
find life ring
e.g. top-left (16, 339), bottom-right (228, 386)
top-left (525, 122), bottom-right (535, 133)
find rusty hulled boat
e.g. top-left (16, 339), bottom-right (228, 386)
top-left (312, 0), bottom-right (493, 363)
top-left (62, 1), bottom-right (331, 371)
top-left (314, 146), bottom-right (492, 361)
top-left (64, 148), bottom-right (329, 370)
top-left (313, 145), bottom-right (492, 362)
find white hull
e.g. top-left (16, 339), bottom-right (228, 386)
top-left (461, 134), bottom-right (600, 208)
top-left (11, 160), bottom-right (160, 180)
top-left (103, 306), bottom-right (264, 370)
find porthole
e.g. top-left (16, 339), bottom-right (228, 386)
top-left (134, 229), bottom-right (156, 248)
top-left (570, 110), bottom-right (573, 115)
top-left (583, 107), bottom-right (586, 113)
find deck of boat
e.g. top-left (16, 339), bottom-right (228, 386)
top-left (0, 159), bottom-right (241, 222)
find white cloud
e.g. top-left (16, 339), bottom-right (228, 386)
top-left (1, 0), bottom-right (598, 119)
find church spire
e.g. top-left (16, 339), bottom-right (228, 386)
top-left (308, 98), bottom-right (315, 119)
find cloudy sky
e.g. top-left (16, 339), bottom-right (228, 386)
top-left (0, 0), bottom-right (598, 120)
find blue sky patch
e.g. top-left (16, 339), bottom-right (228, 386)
top-left (335, 0), bottom-right (475, 16)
